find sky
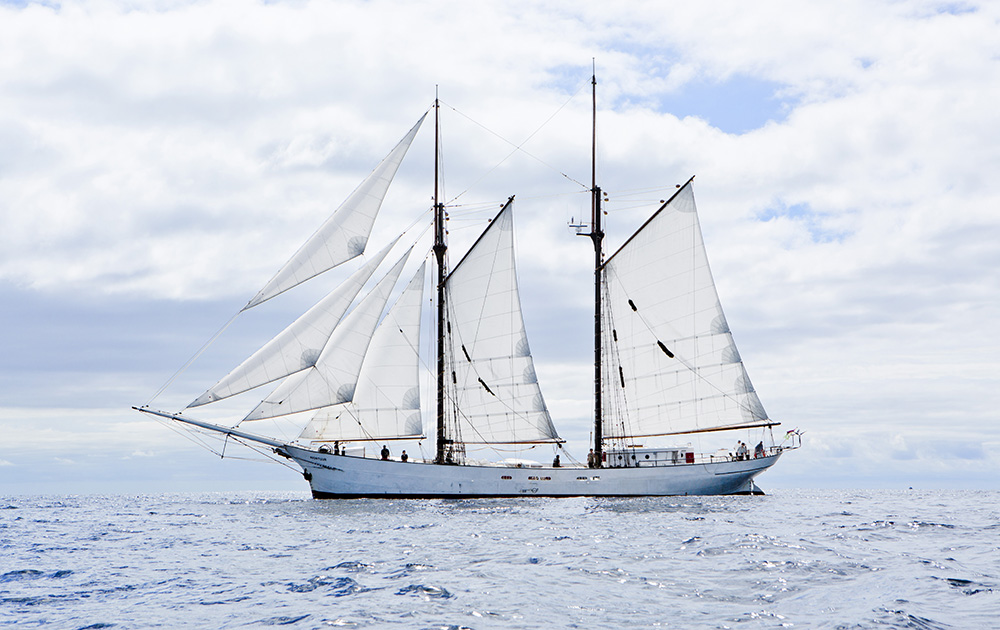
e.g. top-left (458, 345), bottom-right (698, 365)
top-left (2, 0), bottom-right (998, 495)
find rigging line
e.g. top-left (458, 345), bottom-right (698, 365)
top-left (163, 410), bottom-right (299, 467)
top-left (601, 281), bottom-right (635, 441)
top-left (604, 201), bottom-right (672, 213)
top-left (555, 444), bottom-right (584, 468)
top-left (446, 203), bottom-right (503, 213)
top-left (346, 407), bottom-right (395, 444)
top-left (145, 309), bottom-right (241, 407)
top-left (227, 436), bottom-right (302, 473)
top-left (439, 91), bottom-right (590, 204)
top-left (402, 224), bottom-right (434, 257)
top-left (265, 409), bottom-right (316, 441)
top-left (152, 415), bottom-right (229, 458)
top-left (397, 205), bottom-right (436, 243)
top-left (446, 189), bottom-right (586, 212)
top-left (506, 189), bottom-right (590, 203)
top-left (609, 185), bottom-right (682, 197)
top-left (446, 203), bottom-right (514, 217)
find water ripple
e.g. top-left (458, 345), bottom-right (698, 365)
top-left (396, 584), bottom-right (453, 599)
top-left (0, 490), bottom-right (996, 628)
top-left (286, 575), bottom-right (370, 596)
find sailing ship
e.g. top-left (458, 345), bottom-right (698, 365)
top-left (136, 77), bottom-right (798, 497)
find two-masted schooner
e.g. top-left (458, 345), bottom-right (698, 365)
top-left (136, 77), bottom-right (797, 497)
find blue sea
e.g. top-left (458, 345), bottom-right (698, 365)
top-left (1, 490), bottom-right (997, 629)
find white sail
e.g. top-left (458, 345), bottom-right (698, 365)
top-left (243, 249), bottom-right (412, 421)
top-left (445, 200), bottom-right (560, 444)
top-left (188, 239), bottom-right (398, 408)
top-left (245, 115), bottom-right (426, 309)
top-left (601, 181), bottom-right (770, 439)
top-left (300, 262), bottom-right (426, 442)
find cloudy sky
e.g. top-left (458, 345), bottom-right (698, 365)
top-left (2, 0), bottom-right (997, 495)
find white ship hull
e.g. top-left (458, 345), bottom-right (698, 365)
top-left (280, 445), bottom-right (781, 498)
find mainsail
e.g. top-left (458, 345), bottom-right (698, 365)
top-left (299, 261), bottom-right (426, 442)
top-left (243, 249), bottom-right (412, 421)
top-left (601, 181), bottom-right (770, 439)
top-left (245, 115), bottom-right (426, 309)
top-left (444, 200), bottom-right (560, 444)
top-left (188, 239), bottom-right (398, 408)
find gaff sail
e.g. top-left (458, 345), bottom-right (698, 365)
top-left (444, 199), bottom-right (560, 444)
top-left (601, 181), bottom-right (771, 439)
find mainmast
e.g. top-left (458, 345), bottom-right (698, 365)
top-left (432, 93), bottom-right (450, 464)
top-left (589, 71), bottom-right (605, 467)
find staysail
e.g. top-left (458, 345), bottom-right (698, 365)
top-left (299, 261), bottom-right (426, 442)
top-left (242, 249), bottom-right (412, 421)
top-left (245, 114), bottom-right (426, 309)
top-left (187, 239), bottom-right (398, 408)
top-left (444, 200), bottom-right (560, 444)
top-left (601, 180), bottom-right (771, 439)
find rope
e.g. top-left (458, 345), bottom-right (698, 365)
top-left (440, 87), bottom-right (590, 205)
top-left (145, 309), bottom-right (240, 407)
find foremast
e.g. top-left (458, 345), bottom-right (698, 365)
top-left (432, 95), bottom-right (451, 465)
top-left (588, 73), bottom-right (605, 467)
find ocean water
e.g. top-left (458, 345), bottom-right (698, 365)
top-left (0, 490), bottom-right (996, 629)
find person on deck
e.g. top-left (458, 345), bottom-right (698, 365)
top-left (401, 450), bottom-right (408, 462)
top-left (552, 454), bottom-right (561, 468)
top-left (587, 449), bottom-right (596, 468)
top-left (381, 445), bottom-right (390, 460)
top-left (754, 442), bottom-right (765, 459)
top-left (735, 441), bottom-right (748, 461)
